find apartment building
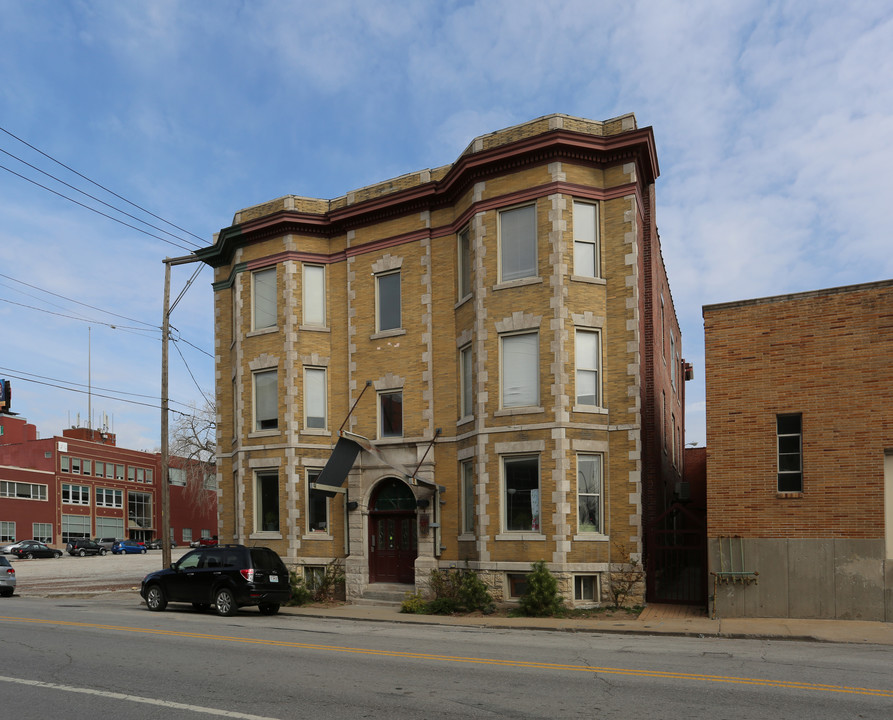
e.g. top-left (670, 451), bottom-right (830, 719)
top-left (704, 280), bottom-right (893, 620)
top-left (197, 113), bottom-right (686, 605)
top-left (0, 414), bottom-right (216, 547)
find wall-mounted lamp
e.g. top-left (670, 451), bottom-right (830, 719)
top-left (346, 501), bottom-right (359, 511)
top-left (416, 498), bottom-right (430, 509)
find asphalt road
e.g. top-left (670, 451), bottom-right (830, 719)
top-left (1, 592), bottom-right (892, 719)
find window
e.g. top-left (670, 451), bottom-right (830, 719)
top-left (459, 345), bottom-right (473, 418)
top-left (577, 455), bottom-right (602, 533)
top-left (128, 466), bottom-right (135, 482)
top-left (252, 267), bottom-right (277, 330)
top-left (379, 391), bottom-right (403, 438)
top-left (777, 414), bottom-right (803, 492)
top-left (95, 517), bottom-right (123, 539)
top-left (95, 461), bottom-right (104, 478)
top-left (504, 455), bottom-right (540, 532)
top-left (0, 521), bottom-right (14, 543)
top-left (61, 455), bottom-right (70, 473)
top-left (96, 488), bottom-right (123, 508)
top-left (574, 575), bottom-right (599, 602)
top-left (499, 204), bottom-right (537, 282)
top-left (670, 331), bottom-right (677, 390)
top-left (458, 227), bottom-right (472, 298)
top-left (115, 464), bottom-right (125, 481)
top-left (62, 483), bottom-right (90, 505)
top-left (71, 457), bottom-right (81, 474)
top-left (507, 573), bottom-right (530, 599)
top-left (501, 332), bottom-right (538, 408)
top-left (106, 464), bottom-right (115, 479)
top-left (0, 481), bottom-right (47, 501)
top-left (461, 460), bottom-right (475, 535)
top-left (254, 369), bottom-right (278, 432)
top-left (129, 492), bottom-right (152, 530)
top-left (575, 329), bottom-right (601, 406)
top-left (169, 467), bottom-right (187, 486)
top-left (376, 271), bottom-right (401, 332)
top-left (136, 468), bottom-right (145, 483)
top-left (304, 566), bottom-right (326, 592)
top-left (82, 459), bottom-right (92, 476)
top-left (256, 470), bottom-right (280, 532)
top-left (61, 514), bottom-right (90, 543)
top-left (146, 468), bottom-right (153, 484)
top-left (182, 527), bottom-right (193, 544)
top-left (573, 201), bottom-right (599, 277)
top-left (306, 469), bottom-right (328, 534)
top-left (201, 529), bottom-right (212, 540)
top-left (303, 264), bottom-right (326, 326)
top-left (304, 367), bottom-right (327, 429)
top-left (32, 523), bottom-right (52, 544)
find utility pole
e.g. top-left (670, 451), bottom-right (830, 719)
top-left (161, 253), bottom-right (204, 569)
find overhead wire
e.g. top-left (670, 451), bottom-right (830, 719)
top-left (0, 124), bottom-right (206, 244)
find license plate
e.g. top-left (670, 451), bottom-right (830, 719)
top-left (270, 575), bottom-right (279, 582)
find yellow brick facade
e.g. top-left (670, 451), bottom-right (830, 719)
top-left (198, 113), bottom-right (683, 605)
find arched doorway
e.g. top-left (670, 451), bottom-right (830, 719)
top-left (368, 477), bottom-right (417, 584)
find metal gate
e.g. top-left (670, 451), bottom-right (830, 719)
top-left (646, 503), bottom-right (707, 606)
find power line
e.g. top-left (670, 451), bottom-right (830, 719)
top-left (0, 146), bottom-right (200, 249)
top-left (172, 338), bottom-right (213, 406)
top-left (0, 295), bottom-right (159, 334)
top-left (0, 161), bottom-right (197, 252)
top-left (0, 124), bottom-right (206, 244)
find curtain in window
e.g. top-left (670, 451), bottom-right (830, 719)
top-left (502, 333), bottom-right (538, 407)
top-left (303, 265), bottom-right (325, 325)
top-left (305, 368), bottom-right (326, 428)
top-left (253, 268), bottom-right (277, 329)
top-left (500, 205), bottom-right (536, 281)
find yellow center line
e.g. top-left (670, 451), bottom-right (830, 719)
top-left (3, 616), bottom-right (891, 699)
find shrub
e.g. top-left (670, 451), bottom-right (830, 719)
top-left (286, 570), bottom-right (312, 606)
top-left (518, 560), bottom-right (564, 617)
top-left (309, 559), bottom-right (346, 602)
top-left (458, 569), bottom-right (494, 613)
top-left (400, 590), bottom-right (429, 614)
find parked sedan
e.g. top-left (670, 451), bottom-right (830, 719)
top-left (145, 538), bottom-right (177, 550)
top-left (11, 541), bottom-right (62, 559)
top-left (0, 555), bottom-right (15, 596)
top-left (112, 540), bottom-right (147, 555)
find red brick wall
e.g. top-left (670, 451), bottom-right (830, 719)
top-left (704, 281), bottom-right (893, 539)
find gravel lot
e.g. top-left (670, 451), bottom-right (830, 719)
top-left (5, 547), bottom-right (190, 595)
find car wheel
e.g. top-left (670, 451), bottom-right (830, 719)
top-left (258, 603), bottom-right (280, 616)
top-left (146, 585), bottom-right (167, 611)
top-left (25, 553), bottom-right (33, 559)
top-left (54, 551), bottom-right (62, 558)
top-left (78, 549), bottom-right (86, 557)
top-left (214, 588), bottom-right (237, 617)
top-left (141, 548), bottom-right (147, 554)
top-left (100, 548), bottom-right (107, 556)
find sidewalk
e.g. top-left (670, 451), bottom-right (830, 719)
top-left (279, 601), bottom-right (893, 645)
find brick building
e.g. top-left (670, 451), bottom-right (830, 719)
top-left (704, 280), bottom-right (893, 620)
top-left (197, 113), bottom-right (687, 605)
top-left (0, 414), bottom-right (216, 548)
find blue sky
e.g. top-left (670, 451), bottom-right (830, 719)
top-left (1, 0), bottom-right (891, 450)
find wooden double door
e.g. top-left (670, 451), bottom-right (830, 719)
top-left (369, 512), bottom-right (417, 584)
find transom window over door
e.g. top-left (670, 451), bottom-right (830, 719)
top-left (501, 332), bottom-right (538, 408)
top-left (252, 267), bottom-right (277, 330)
top-left (499, 204), bottom-right (537, 282)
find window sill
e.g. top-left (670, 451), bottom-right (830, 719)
top-left (375, 436), bottom-right (405, 444)
top-left (457, 415), bottom-right (474, 427)
top-left (493, 276), bottom-right (543, 291)
top-left (572, 405), bottom-right (608, 415)
top-left (248, 429), bottom-right (280, 439)
top-left (247, 327), bottom-right (278, 337)
top-left (302, 533), bottom-right (333, 541)
top-left (249, 532), bottom-right (282, 540)
top-left (776, 491), bottom-right (803, 499)
top-left (371, 328), bottom-right (406, 340)
top-left (573, 533), bottom-right (608, 542)
top-left (495, 533), bottom-right (545, 541)
top-left (301, 428), bottom-right (330, 437)
top-left (458, 533), bottom-right (476, 542)
top-left (570, 275), bottom-right (606, 285)
top-left (299, 324), bottom-right (330, 333)
top-left (495, 406), bottom-right (544, 417)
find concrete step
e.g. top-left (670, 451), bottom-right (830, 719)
top-left (359, 583), bottom-right (415, 605)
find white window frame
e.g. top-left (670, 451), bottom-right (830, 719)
top-left (502, 454), bottom-right (540, 533)
top-left (252, 266), bottom-right (277, 331)
top-left (303, 264), bottom-right (326, 326)
top-left (500, 332), bottom-right (539, 409)
top-left (461, 459), bottom-right (474, 535)
top-left (62, 483), bottom-right (90, 506)
top-left (575, 329), bottom-right (601, 407)
top-left (255, 469), bottom-right (280, 534)
top-left (96, 488), bottom-right (123, 509)
top-left (32, 522), bottom-right (53, 544)
top-left (498, 204), bottom-right (537, 282)
top-left (378, 390), bottom-right (403, 439)
top-left (576, 454), bottom-right (603, 534)
top-left (375, 270), bottom-right (402, 332)
top-left (0, 481), bottom-right (48, 501)
top-left (457, 227), bottom-right (472, 299)
top-left (182, 527), bottom-right (193, 544)
top-left (573, 200), bottom-right (600, 278)
top-left (459, 344), bottom-right (473, 419)
top-left (0, 521), bottom-right (14, 543)
top-left (168, 467), bottom-right (187, 487)
top-left (253, 369), bottom-right (279, 432)
top-left (303, 367), bottom-right (327, 430)
top-left (777, 413), bottom-right (803, 492)
top-left (306, 468), bottom-right (329, 535)
top-left (574, 574), bottom-right (600, 603)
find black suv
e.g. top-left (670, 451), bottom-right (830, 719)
top-left (140, 544), bottom-right (290, 616)
top-left (66, 539), bottom-right (107, 556)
